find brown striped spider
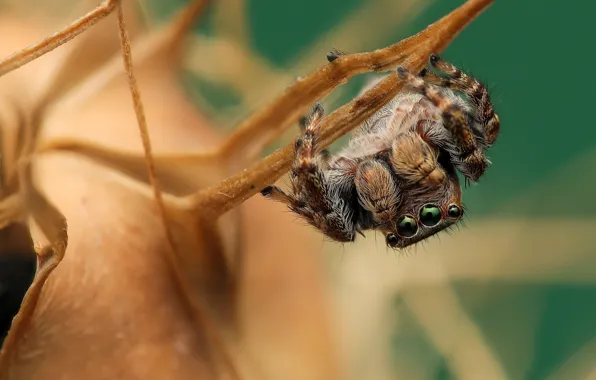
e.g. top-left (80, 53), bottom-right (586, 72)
top-left (262, 54), bottom-right (500, 248)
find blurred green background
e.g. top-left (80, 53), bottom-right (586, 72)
top-left (149, 0), bottom-right (596, 378)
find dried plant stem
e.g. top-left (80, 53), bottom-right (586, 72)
top-left (167, 0), bottom-right (213, 59)
top-left (0, 0), bottom-right (120, 78)
top-left (116, 3), bottom-right (174, 271)
top-left (116, 3), bottom-right (239, 379)
top-left (38, 139), bottom-right (224, 195)
top-left (213, 0), bottom-right (250, 49)
top-left (193, 0), bottom-right (494, 217)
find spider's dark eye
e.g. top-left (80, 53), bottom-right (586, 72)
top-left (386, 233), bottom-right (399, 247)
top-left (447, 204), bottom-right (462, 219)
top-left (419, 204), bottom-right (442, 227)
top-left (396, 215), bottom-right (418, 238)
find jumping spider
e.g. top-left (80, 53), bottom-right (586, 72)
top-left (261, 54), bottom-right (500, 249)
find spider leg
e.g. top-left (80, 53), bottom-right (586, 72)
top-left (397, 65), bottom-right (489, 182)
top-left (424, 54), bottom-right (500, 146)
top-left (260, 185), bottom-right (295, 207)
top-left (261, 104), bottom-right (357, 242)
top-left (298, 111), bottom-right (330, 163)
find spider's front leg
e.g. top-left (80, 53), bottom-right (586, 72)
top-left (423, 54), bottom-right (500, 147)
top-left (261, 104), bottom-right (357, 242)
top-left (397, 57), bottom-right (496, 182)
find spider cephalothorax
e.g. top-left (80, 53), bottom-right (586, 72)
top-left (261, 54), bottom-right (500, 249)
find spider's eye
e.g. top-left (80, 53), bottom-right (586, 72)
top-left (447, 204), bottom-right (462, 219)
top-left (386, 233), bottom-right (399, 247)
top-left (419, 204), bottom-right (442, 227)
top-left (396, 215), bottom-right (418, 238)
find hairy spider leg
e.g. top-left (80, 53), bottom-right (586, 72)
top-left (261, 104), bottom-right (357, 242)
top-left (424, 54), bottom-right (500, 146)
top-left (397, 65), bottom-right (489, 182)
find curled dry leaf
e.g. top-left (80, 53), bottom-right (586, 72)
top-left (0, 0), bottom-right (494, 379)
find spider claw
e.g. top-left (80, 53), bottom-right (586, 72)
top-left (326, 48), bottom-right (347, 62)
top-left (311, 102), bottom-right (325, 118)
top-left (260, 186), bottom-right (274, 196)
top-left (326, 52), bottom-right (340, 62)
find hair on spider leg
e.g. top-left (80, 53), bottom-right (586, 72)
top-left (488, 81), bottom-right (503, 98)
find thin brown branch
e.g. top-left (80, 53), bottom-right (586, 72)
top-left (116, 4), bottom-right (239, 379)
top-left (0, 0), bottom-right (120, 78)
top-left (182, 0), bottom-right (428, 131)
top-left (35, 0), bottom-right (142, 108)
top-left (290, 0), bottom-right (431, 74)
top-left (192, 0), bottom-right (495, 217)
top-left (116, 2), bottom-right (175, 267)
top-left (213, 0), bottom-right (250, 49)
top-left (166, 0), bottom-right (212, 59)
top-left (38, 138), bottom-right (223, 196)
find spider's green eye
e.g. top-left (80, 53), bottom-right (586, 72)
top-left (447, 204), bottom-right (462, 219)
top-left (396, 215), bottom-right (418, 238)
top-left (419, 204), bottom-right (442, 227)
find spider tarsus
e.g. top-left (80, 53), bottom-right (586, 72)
top-left (326, 53), bottom-right (339, 62)
top-left (326, 48), bottom-right (346, 62)
top-left (396, 66), bottom-right (408, 79)
top-left (311, 102), bottom-right (325, 118)
top-left (260, 186), bottom-right (274, 196)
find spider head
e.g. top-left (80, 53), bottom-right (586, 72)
top-left (384, 166), bottom-right (464, 249)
